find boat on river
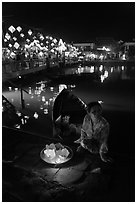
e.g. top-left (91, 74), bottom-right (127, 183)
top-left (52, 88), bottom-right (87, 142)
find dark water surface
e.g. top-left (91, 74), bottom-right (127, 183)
top-left (3, 63), bottom-right (135, 150)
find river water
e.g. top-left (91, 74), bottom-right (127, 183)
top-left (2, 62), bottom-right (135, 154)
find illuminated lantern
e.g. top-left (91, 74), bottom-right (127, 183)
top-left (44, 109), bottom-right (48, 114)
top-left (14, 42), bottom-right (20, 49)
top-left (8, 44), bottom-right (12, 48)
top-left (13, 37), bottom-right (17, 41)
top-left (25, 44), bottom-right (29, 49)
top-left (10, 52), bottom-right (16, 58)
top-left (40, 105), bottom-right (43, 110)
top-left (38, 51), bottom-right (43, 57)
top-left (26, 39), bottom-right (30, 43)
top-left (53, 38), bottom-right (57, 43)
top-left (90, 66), bottom-right (94, 73)
top-left (104, 70), bottom-right (108, 78)
top-left (8, 25), bottom-right (15, 33)
top-left (121, 66), bottom-right (124, 71)
top-left (5, 33), bottom-right (11, 40)
top-left (28, 29), bottom-right (32, 35)
top-left (42, 96), bottom-right (45, 102)
top-left (16, 26), bottom-right (22, 32)
top-left (98, 100), bottom-right (103, 104)
top-left (58, 39), bottom-right (67, 54)
top-left (100, 75), bottom-right (105, 83)
top-left (111, 67), bottom-right (113, 73)
top-left (40, 35), bottom-right (44, 41)
top-left (20, 33), bottom-right (24, 38)
top-left (50, 87), bottom-right (54, 91)
top-left (34, 112), bottom-right (39, 119)
top-left (99, 65), bottom-right (103, 72)
top-left (50, 49), bottom-right (54, 53)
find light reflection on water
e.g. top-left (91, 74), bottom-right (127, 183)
top-left (3, 63), bottom-right (135, 131)
top-left (3, 83), bottom-right (74, 122)
top-left (64, 64), bottom-right (135, 83)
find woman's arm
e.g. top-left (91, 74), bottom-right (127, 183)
top-left (99, 122), bottom-right (110, 162)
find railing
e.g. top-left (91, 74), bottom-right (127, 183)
top-left (2, 59), bottom-right (48, 74)
top-left (2, 95), bottom-right (16, 110)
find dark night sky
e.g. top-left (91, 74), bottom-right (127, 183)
top-left (2, 2), bottom-right (135, 43)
